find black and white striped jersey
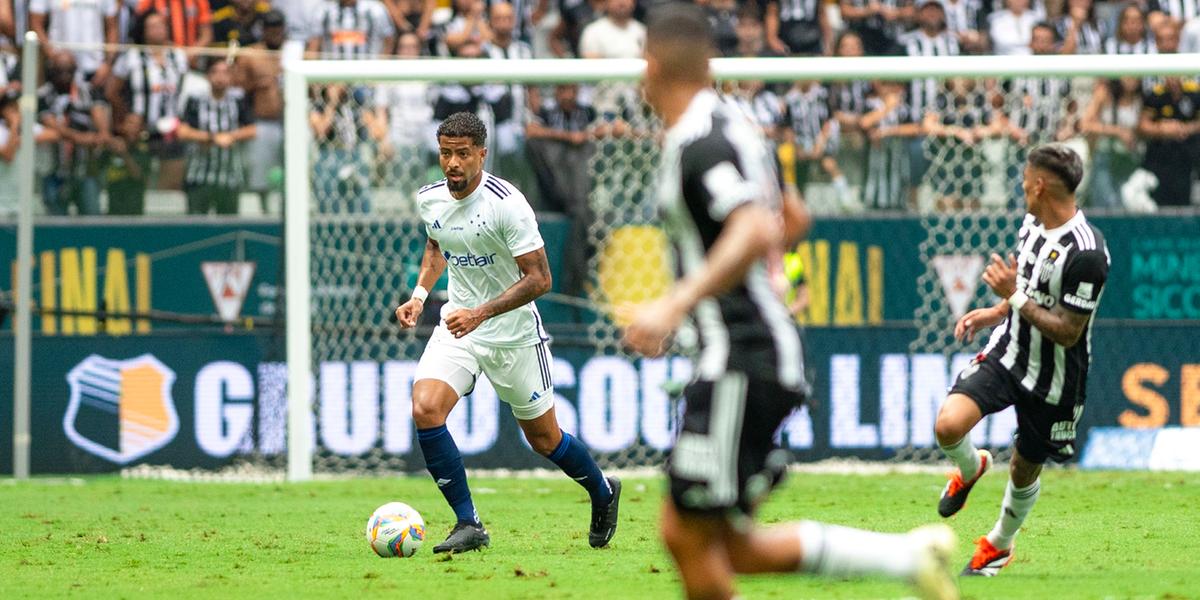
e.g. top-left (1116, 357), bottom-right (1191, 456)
top-left (772, 0), bottom-right (821, 23)
top-left (1104, 34), bottom-right (1156, 55)
top-left (899, 29), bottom-right (959, 123)
top-left (1005, 76), bottom-right (1071, 138)
top-left (112, 48), bottom-right (188, 125)
top-left (310, 0), bottom-right (395, 59)
top-left (183, 92), bottom-right (254, 188)
top-left (784, 83), bottom-right (831, 153)
top-left (941, 0), bottom-right (987, 36)
top-left (983, 211), bottom-right (1110, 407)
top-left (1054, 16), bottom-right (1107, 54)
top-left (656, 89), bottom-right (806, 392)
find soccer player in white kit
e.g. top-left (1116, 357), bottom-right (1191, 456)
top-left (395, 112), bottom-right (621, 554)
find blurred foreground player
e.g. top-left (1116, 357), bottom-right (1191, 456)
top-left (396, 112), bottom-right (620, 553)
top-left (937, 144), bottom-right (1109, 576)
top-left (621, 5), bottom-right (958, 600)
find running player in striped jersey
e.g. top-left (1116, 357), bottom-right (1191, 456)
top-left (936, 144), bottom-right (1110, 576)
top-left (395, 112), bottom-right (620, 553)
top-left (623, 5), bottom-right (957, 600)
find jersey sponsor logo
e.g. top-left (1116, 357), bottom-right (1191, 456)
top-left (64, 354), bottom-right (179, 464)
top-left (443, 250), bottom-right (497, 267)
top-left (431, 220), bottom-right (442, 230)
top-left (1063, 294), bottom-right (1097, 311)
top-left (1028, 288), bottom-right (1057, 307)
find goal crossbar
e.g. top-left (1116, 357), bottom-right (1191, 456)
top-left (287, 53), bottom-right (1200, 84)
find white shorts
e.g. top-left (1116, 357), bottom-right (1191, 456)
top-left (413, 325), bottom-right (555, 420)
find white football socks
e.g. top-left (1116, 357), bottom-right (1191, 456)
top-left (987, 479), bottom-right (1040, 550)
top-left (797, 521), bottom-right (919, 579)
top-left (940, 436), bottom-right (982, 481)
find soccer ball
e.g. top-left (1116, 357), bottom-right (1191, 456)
top-left (366, 502), bottom-right (425, 558)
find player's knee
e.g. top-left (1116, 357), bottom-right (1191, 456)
top-left (411, 396), bottom-right (447, 429)
top-left (933, 414), bottom-right (966, 446)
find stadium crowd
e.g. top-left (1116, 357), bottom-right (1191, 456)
top-left (0, 0), bottom-right (1196, 218)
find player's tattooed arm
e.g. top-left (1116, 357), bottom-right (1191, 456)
top-left (444, 248), bottom-right (552, 338)
top-left (1016, 302), bottom-right (1091, 348)
top-left (982, 252), bottom-right (1090, 347)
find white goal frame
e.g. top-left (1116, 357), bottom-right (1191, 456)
top-left (282, 47), bottom-right (1200, 481)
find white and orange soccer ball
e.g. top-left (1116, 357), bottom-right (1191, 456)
top-left (366, 502), bottom-right (425, 558)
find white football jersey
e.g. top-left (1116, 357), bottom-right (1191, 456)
top-left (416, 171), bottom-right (548, 347)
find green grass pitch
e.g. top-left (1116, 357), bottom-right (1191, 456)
top-left (2, 470), bottom-right (1197, 599)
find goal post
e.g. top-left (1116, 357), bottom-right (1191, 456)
top-left (282, 51), bottom-right (1200, 481)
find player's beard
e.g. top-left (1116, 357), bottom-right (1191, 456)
top-left (447, 176), bottom-right (467, 192)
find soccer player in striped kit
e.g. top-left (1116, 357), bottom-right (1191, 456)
top-left (935, 144), bottom-right (1110, 576)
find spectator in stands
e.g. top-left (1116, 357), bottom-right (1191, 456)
top-left (308, 0), bottom-right (395, 58)
top-left (924, 77), bottom-right (992, 209)
top-left (177, 59), bottom-right (256, 215)
top-left (483, 1), bottom-right (537, 194)
top-left (1184, 13), bottom-right (1200, 51)
top-left (900, 0), bottom-right (958, 203)
top-left (311, 83), bottom-right (376, 212)
top-left (235, 8), bottom-right (285, 212)
top-left (550, 0), bottom-right (603, 57)
top-left (444, 0), bottom-right (492, 56)
top-left (784, 81), bottom-right (849, 206)
top-left (105, 11), bottom-right (188, 198)
top-left (839, 0), bottom-right (913, 56)
top-left (1106, 3), bottom-right (1155, 54)
top-left (136, 0), bottom-right (213, 48)
top-left (374, 31), bottom-right (434, 199)
top-left (707, 0), bottom-right (740, 56)
top-left (579, 0), bottom-right (644, 59)
top-left (860, 80), bottom-right (918, 210)
top-left (525, 83), bottom-right (595, 295)
top-left (381, 0), bottom-right (435, 44)
top-left (989, 0), bottom-right (1038, 55)
top-left (0, 99), bottom-right (57, 215)
top-left (579, 0), bottom-right (644, 118)
top-left (828, 30), bottom-right (871, 209)
top-left (766, 0), bottom-right (830, 55)
top-left (1137, 20), bottom-right (1200, 207)
top-left (30, 0), bottom-right (118, 86)
top-left (211, 0), bottom-right (271, 46)
top-left (1080, 77), bottom-right (1143, 208)
top-left (104, 112), bottom-right (151, 214)
top-left (1057, 0), bottom-right (1105, 54)
top-left (734, 4), bottom-right (772, 57)
top-left (38, 50), bottom-right (110, 215)
top-left (940, 0), bottom-right (988, 53)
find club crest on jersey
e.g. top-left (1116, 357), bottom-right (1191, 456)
top-left (1039, 249), bottom-right (1061, 283)
top-left (64, 354), bottom-right (179, 464)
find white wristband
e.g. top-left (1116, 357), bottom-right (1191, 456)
top-left (1008, 290), bottom-right (1028, 311)
top-left (411, 286), bottom-right (429, 303)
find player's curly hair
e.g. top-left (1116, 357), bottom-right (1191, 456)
top-left (437, 112), bottom-right (487, 147)
top-left (1028, 143), bottom-right (1084, 194)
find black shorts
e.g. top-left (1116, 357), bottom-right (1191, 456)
top-left (668, 371), bottom-right (805, 518)
top-left (949, 355), bottom-right (1084, 464)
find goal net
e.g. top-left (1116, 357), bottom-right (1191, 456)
top-left (283, 52), bottom-right (1198, 479)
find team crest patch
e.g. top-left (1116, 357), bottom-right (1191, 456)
top-left (64, 354), bottom-right (179, 464)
